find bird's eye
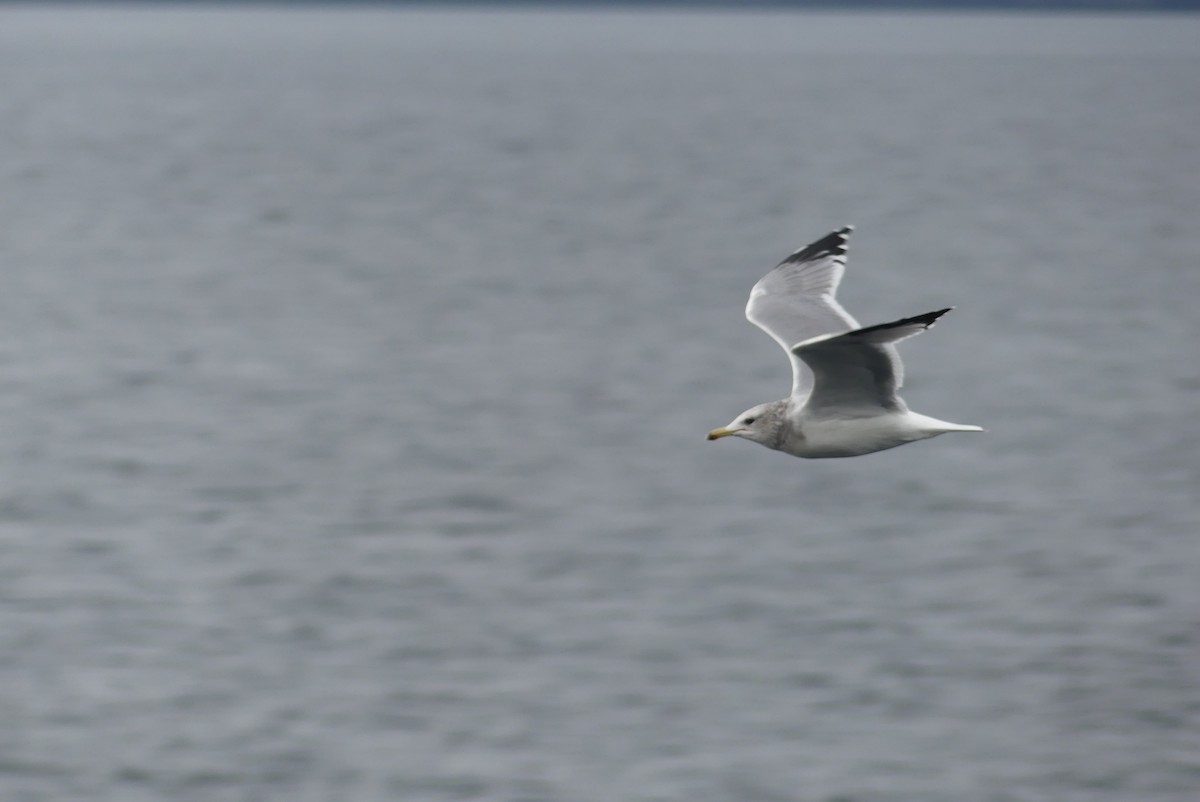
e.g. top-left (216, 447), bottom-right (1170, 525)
top-left (744, 417), bottom-right (756, 425)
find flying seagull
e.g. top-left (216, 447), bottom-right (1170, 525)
top-left (707, 226), bottom-right (982, 458)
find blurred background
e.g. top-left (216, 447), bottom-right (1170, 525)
top-left (1, 3), bottom-right (1198, 801)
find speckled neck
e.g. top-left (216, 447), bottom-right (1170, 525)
top-left (766, 399), bottom-right (793, 452)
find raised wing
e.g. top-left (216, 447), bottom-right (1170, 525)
top-left (745, 226), bottom-right (859, 400)
top-left (791, 308), bottom-right (952, 417)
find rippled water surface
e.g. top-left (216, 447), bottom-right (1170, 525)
top-left (1, 7), bottom-right (1198, 801)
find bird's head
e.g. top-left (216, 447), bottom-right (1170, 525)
top-left (707, 401), bottom-right (786, 447)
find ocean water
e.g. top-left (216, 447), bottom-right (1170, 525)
top-left (0, 6), bottom-right (1198, 801)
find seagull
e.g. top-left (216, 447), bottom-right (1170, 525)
top-left (707, 226), bottom-right (982, 458)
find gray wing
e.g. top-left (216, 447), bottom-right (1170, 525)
top-left (791, 308), bottom-right (952, 417)
top-left (745, 226), bottom-right (859, 400)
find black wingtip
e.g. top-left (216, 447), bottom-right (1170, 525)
top-left (779, 225), bottom-right (854, 266)
top-left (911, 307), bottom-right (954, 328)
top-left (848, 307), bottom-right (954, 338)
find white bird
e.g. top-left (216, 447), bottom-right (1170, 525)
top-left (707, 226), bottom-right (982, 458)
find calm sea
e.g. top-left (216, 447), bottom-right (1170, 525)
top-left (1, 6), bottom-right (1198, 801)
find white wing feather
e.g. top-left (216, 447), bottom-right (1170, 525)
top-left (745, 226), bottom-right (859, 400)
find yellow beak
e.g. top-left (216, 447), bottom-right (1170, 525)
top-left (707, 427), bottom-right (737, 441)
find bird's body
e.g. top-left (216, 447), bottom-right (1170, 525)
top-left (707, 226), bottom-right (981, 459)
top-left (787, 408), bottom-right (981, 459)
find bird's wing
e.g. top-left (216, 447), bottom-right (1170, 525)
top-left (745, 226), bottom-right (860, 401)
top-left (791, 308), bottom-right (952, 418)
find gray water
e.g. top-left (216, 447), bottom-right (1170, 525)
top-left (1, 6), bottom-right (1199, 801)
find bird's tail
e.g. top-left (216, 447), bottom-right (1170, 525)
top-left (913, 414), bottom-right (984, 434)
top-left (938, 423), bottom-right (984, 433)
